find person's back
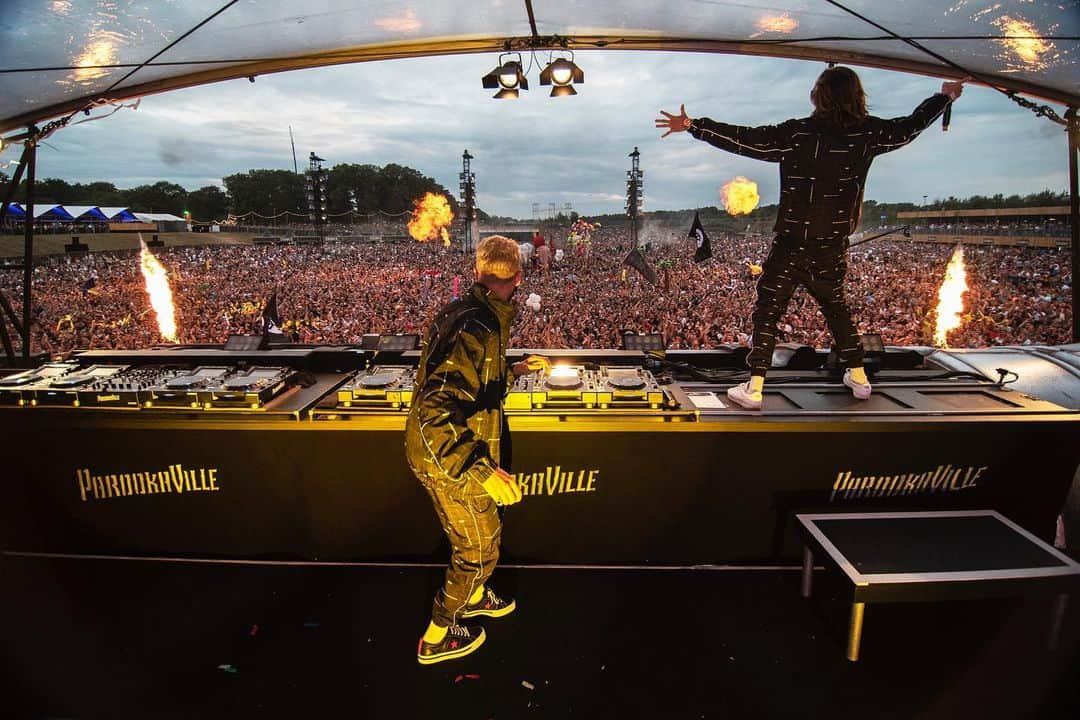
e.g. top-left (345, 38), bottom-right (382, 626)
top-left (687, 66), bottom-right (951, 242)
top-left (655, 66), bottom-right (964, 409)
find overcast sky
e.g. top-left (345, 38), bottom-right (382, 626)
top-left (4, 50), bottom-right (1070, 218)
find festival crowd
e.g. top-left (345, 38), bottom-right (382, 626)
top-left (0, 223), bottom-right (1071, 357)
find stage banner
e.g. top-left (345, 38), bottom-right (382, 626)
top-left (2, 415), bottom-right (1076, 565)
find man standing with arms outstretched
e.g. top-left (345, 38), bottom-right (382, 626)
top-left (656, 67), bottom-right (965, 409)
top-left (406, 234), bottom-right (550, 664)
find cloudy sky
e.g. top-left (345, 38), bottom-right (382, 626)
top-left (5, 50), bottom-right (1070, 218)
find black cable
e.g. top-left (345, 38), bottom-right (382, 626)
top-left (51, 0), bottom-right (240, 129)
top-left (820, 0), bottom-right (1069, 126)
top-left (102, 1), bottom-right (240, 98)
top-left (849, 225), bottom-right (910, 249)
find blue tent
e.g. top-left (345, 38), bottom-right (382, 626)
top-left (2, 202), bottom-right (24, 218)
top-left (98, 207), bottom-right (137, 222)
top-left (63, 205), bottom-right (111, 222)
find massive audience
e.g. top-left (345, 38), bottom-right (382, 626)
top-left (0, 223), bottom-right (1071, 357)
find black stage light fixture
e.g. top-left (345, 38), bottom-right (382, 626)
top-left (621, 331), bottom-right (666, 351)
top-left (482, 54), bottom-right (528, 99)
top-left (376, 333), bottom-right (420, 352)
top-left (539, 54), bottom-right (584, 97)
top-left (224, 334), bottom-right (268, 351)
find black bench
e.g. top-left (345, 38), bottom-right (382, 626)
top-left (796, 510), bottom-right (1080, 661)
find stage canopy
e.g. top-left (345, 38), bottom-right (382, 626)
top-left (0, 1), bottom-right (1076, 133)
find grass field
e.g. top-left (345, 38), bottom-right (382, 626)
top-left (0, 232), bottom-right (255, 257)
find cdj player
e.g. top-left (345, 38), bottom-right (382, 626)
top-left (506, 365), bottom-right (668, 410)
top-left (335, 365), bottom-right (416, 409)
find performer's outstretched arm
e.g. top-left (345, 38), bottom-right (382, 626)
top-left (655, 103), bottom-right (793, 162)
top-left (871, 79), bottom-right (966, 155)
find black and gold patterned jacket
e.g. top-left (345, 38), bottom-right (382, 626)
top-left (689, 93), bottom-right (950, 242)
top-left (404, 283), bottom-right (517, 490)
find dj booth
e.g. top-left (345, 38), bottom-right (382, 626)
top-left (2, 344), bottom-right (1078, 566)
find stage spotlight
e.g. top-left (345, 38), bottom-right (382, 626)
top-left (540, 54), bottom-right (584, 97)
top-left (482, 54), bottom-right (527, 99)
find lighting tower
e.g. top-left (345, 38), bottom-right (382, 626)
top-left (306, 151), bottom-right (328, 239)
top-left (626, 147), bottom-right (643, 247)
top-left (459, 149), bottom-right (477, 252)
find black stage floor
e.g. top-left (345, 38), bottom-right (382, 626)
top-left (4, 555), bottom-right (1079, 719)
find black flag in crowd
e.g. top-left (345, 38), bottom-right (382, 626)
top-left (262, 291), bottom-right (287, 340)
top-left (622, 246), bottom-right (658, 286)
top-left (689, 211), bottom-right (712, 263)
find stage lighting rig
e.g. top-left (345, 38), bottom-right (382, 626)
top-left (482, 53), bottom-right (528, 99)
top-left (306, 151), bottom-right (329, 236)
top-left (539, 52), bottom-right (584, 97)
top-left (482, 33), bottom-right (585, 100)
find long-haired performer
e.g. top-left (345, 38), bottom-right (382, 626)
top-left (656, 67), bottom-right (965, 409)
top-left (405, 235), bottom-right (550, 664)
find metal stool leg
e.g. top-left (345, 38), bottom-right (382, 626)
top-left (1048, 593), bottom-right (1068, 650)
top-left (846, 602), bottom-right (865, 662)
top-left (801, 546), bottom-right (814, 598)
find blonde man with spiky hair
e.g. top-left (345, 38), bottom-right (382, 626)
top-left (406, 235), bottom-right (550, 665)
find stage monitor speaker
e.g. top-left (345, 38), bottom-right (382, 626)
top-left (827, 334), bottom-right (884, 372)
top-left (621, 331), bottom-right (666, 351)
top-left (771, 343), bottom-right (822, 370)
top-left (376, 334), bottom-right (419, 352)
top-left (65, 237), bottom-right (89, 253)
top-left (224, 334), bottom-right (268, 351)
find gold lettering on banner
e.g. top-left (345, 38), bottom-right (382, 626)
top-left (830, 463), bottom-right (989, 502)
top-left (513, 466), bottom-right (601, 497)
top-left (75, 463), bottom-right (221, 503)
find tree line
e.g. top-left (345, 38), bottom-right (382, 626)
top-left (0, 162), bottom-right (468, 223)
top-left (0, 167), bottom-right (1065, 227)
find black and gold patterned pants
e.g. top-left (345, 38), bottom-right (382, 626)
top-left (424, 480), bottom-right (502, 627)
top-left (747, 236), bottom-right (863, 376)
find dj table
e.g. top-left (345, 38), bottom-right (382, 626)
top-left (797, 510), bottom-right (1080, 661)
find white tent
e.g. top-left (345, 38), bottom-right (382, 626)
top-left (96, 207), bottom-right (135, 221)
top-left (133, 213), bottom-right (186, 223)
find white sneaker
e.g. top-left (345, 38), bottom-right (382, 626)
top-left (727, 382), bottom-right (763, 410)
top-left (843, 369), bottom-right (872, 400)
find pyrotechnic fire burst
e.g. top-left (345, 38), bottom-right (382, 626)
top-left (139, 237), bottom-right (177, 342)
top-left (720, 177), bottom-right (760, 216)
top-left (933, 245), bottom-right (968, 347)
top-left (407, 192), bottom-right (454, 246)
